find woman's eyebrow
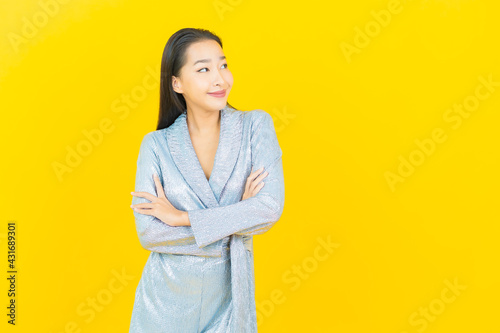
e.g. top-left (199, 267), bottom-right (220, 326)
top-left (193, 55), bottom-right (226, 66)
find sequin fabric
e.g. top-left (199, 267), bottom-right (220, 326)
top-left (129, 106), bottom-right (285, 332)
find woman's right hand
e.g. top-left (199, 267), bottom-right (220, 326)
top-left (241, 167), bottom-right (269, 200)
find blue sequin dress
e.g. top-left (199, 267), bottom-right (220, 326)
top-left (129, 107), bottom-right (285, 332)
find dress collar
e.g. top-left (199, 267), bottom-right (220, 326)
top-left (165, 107), bottom-right (243, 208)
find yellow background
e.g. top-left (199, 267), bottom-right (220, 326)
top-left (1, 0), bottom-right (499, 332)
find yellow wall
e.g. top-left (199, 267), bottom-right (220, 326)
top-left (1, 0), bottom-right (499, 332)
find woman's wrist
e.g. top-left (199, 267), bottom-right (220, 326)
top-left (180, 210), bottom-right (190, 227)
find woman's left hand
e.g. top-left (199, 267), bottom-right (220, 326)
top-left (130, 174), bottom-right (187, 227)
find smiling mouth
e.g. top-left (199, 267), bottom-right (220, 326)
top-left (208, 89), bottom-right (226, 97)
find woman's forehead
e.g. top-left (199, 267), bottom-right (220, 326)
top-left (186, 41), bottom-right (225, 64)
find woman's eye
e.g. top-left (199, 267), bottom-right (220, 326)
top-left (198, 64), bottom-right (228, 73)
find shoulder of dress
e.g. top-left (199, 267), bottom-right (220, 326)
top-left (227, 108), bottom-right (269, 128)
top-left (143, 129), bottom-right (160, 140)
top-left (246, 110), bottom-right (273, 134)
top-left (140, 129), bottom-right (165, 148)
top-left (243, 108), bottom-right (268, 119)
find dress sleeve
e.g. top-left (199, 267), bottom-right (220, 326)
top-left (188, 111), bottom-right (285, 249)
top-left (131, 132), bottom-right (222, 256)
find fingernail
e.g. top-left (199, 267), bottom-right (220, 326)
top-left (131, 192), bottom-right (135, 194)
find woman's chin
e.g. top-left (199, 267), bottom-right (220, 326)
top-left (206, 100), bottom-right (228, 111)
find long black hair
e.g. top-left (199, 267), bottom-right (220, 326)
top-left (157, 28), bottom-right (237, 130)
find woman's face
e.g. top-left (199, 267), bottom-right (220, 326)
top-left (173, 39), bottom-right (233, 113)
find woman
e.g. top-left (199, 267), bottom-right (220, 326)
top-left (129, 28), bottom-right (285, 332)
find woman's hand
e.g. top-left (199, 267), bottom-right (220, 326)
top-left (242, 166), bottom-right (268, 200)
top-left (130, 174), bottom-right (187, 227)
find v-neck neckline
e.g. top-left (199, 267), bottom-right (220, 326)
top-left (182, 108), bottom-right (225, 186)
top-left (166, 106), bottom-right (242, 208)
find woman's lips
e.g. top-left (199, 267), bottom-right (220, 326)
top-left (208, 89), bottom-right (226, 97)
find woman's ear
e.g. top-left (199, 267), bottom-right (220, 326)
top-left (172, 76), bottom-right (182, 94)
